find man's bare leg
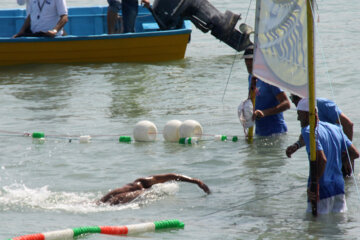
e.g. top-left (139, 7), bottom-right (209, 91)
top-left (107, 9), bottom-right (118, 34)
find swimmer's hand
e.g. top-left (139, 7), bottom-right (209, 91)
top-left (197, 181), bottom-right (211, 194)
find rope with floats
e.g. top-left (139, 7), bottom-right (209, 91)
top-left (7, 219), bottom-right (184, 240)
top-left (0, 119), bottom-right (245, 144)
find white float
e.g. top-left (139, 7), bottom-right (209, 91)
top-left (179, 120), bottom-right (203, 139)
top-left (163, 120), bottom-right (182, 142)
top-left (79, 135), bottom-right (91, 143)
top-left (133, 120), bottom-right (158, 142)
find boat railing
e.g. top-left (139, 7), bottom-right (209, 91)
top-left (0, 6), bottom-right (173, 38)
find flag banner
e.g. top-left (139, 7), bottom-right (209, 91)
top-left (253, 0), bottom-right (309, 97)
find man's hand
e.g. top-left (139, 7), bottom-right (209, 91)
top-left (307, 188), bottom-right (318, 202)
top-left (13, 32), bottom-right (24, 38)
top-left (44, 29), bottom-right (58, 38)
top-left (252, 110), bottom-right (264, 121)
top-left (141, 0), bottom-right (150, 8)
top-left (342, 152), bottom-right (354, 177)
top-left (286, 144), bottom-right (299, 158)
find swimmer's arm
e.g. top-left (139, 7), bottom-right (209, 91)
top-left (150, 174), bottom-right (211, 194)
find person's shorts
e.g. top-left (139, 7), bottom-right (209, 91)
top-left (306, 194), bottom-right (347, 214)
top-left (107, 0), bottom-right (122, 13)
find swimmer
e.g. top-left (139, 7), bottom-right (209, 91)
top-left (98, 173), bottom-right (211, 205)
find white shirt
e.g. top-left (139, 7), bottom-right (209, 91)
top-left (28, 0), bottom-right (68, 35)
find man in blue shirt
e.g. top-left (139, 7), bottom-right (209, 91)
top-left (296, 98), bottom-right (359, 214)
top-left (286, 94), bottom-right (354, 176)
top-left (243, 45), bottom-right (290, 136)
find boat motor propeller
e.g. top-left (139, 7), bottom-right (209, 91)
top-left (151, 0), bottom-right (253, 51)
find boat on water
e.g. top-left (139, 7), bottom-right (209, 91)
top-left (0, 6), bottom-right (192, 66)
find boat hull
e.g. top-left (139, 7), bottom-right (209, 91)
top-left (0, 6), bottom-right (191, 66)
top-left (0, 33), bottom-right (190, 66)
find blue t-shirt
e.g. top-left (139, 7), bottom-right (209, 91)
top-left (302, 121), bottom-right (352, 200)
top-left (248, 75), bottom-right (287, 136)
top-left (317, 98), bottom-right (342, 124)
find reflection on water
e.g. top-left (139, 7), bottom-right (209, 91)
top-left (107, 64), bottom-right (149, 119)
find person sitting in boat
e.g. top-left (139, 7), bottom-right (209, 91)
top-left (286, 94), bottom-right (354, 177)
top-left (98, 173), bottom-right (210, 205)
top-left (242, 45), bottom-right (291, 136)
top-left (296, 98), bottom-right (359, 214)
top-left (13, 0), bottom-right (68, 38)
top-left (107, 0), bottom-right (150, 34)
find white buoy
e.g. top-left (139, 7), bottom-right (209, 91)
top-left (79, 135), bottom-right (91, 143)
top-left (179, 120), bottom-right (203, 139)
top-left (133, 120), bottom-right (158, 142)
top-left (163, 120), bottom-right (182, 142)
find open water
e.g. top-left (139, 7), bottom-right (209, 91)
top-left (1, 0), bottom-right (360, 239)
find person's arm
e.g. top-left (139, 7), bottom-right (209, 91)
top-left (307, 150), bottom-right (327, 202)
top-left (13, 15), bottom-right (31, 38)
top-left (342, 144), bottom-right (359, 177)
top-left (286, 134), bottom-right (306, 158)
top-left (337, 113), bottom-right (353, 141)
top-left (144, 173), bottom-right (211, 194)
top-left (99, 183), bottom-right (142, 203)
top-left (253, 92), bottom-right (290, 120)
top-left (44, 14), bottom-right (68, 37)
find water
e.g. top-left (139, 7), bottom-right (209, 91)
top-left (1, 0), bottom-right (360, 239)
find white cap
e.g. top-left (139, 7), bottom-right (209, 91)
top-left (297, 98), bottom-right (318, 112)
top-left (296, 98), bottom-right (309, 111)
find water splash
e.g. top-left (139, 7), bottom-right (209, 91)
top-left (0, 182), bottom-right (179, 213)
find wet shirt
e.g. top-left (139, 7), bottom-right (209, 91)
top-left (317, 98), bottom-right (342, 124)
top-left (248, 75), bottom-right (287, 136)
top-left (302, 121), bottom-right (351, 200)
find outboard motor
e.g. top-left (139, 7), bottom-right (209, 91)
top-left (151, 0), bottom-right (252, 51)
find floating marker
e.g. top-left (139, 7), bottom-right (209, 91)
top-left (214, 135), bottom-right (227, 141)
top-left (32, 132), bottom-right (45, 139)
top-left (8, 219), bottom-right (184, 240)
top-left (163, 120), bottom-right (182, 142)
top-left (79, 135), bottom-right (91, 143)
top-left (119, 136), bottom-right (132, 143)
top-left (32, 132), bottom-right (45, 144)
top-left (232, 136), bottom-right (238, 142)
top-left (179, 120), bottom-right (203, 139)
top-left (179, 137), bottom-right (198, 145)
top-left (133, 120), bottom-right (158, 142)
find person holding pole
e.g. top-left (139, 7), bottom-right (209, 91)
top-left (296, 98), bottom-right (359, 214)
